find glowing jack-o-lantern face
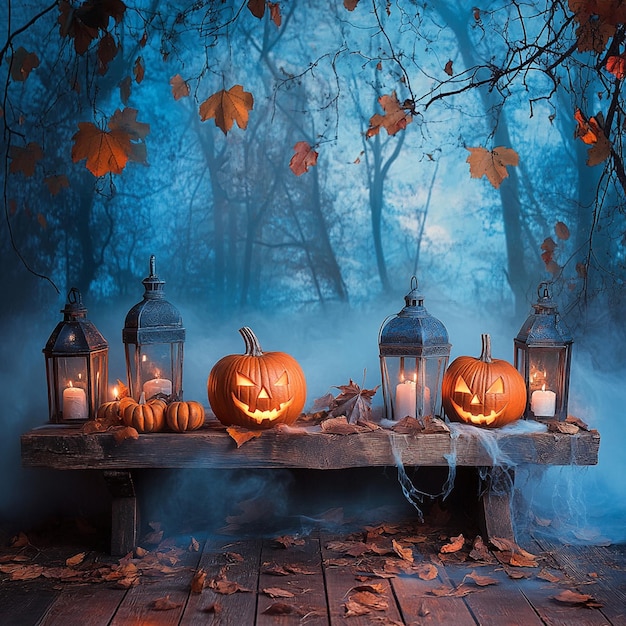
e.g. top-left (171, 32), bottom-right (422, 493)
top-left (442, 334), bottom-right (526, 428)
top-left (208, 327), bottom-right (306, 430)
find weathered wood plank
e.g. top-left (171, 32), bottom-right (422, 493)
top-left (21, 422), bottom-right (600, 470)
top-left (0, 584), bottom-right (59, 626)
top-left (179, 537), bottom-right (261, 625)
top-left (38, 586), bottom-right (127, 626)
top-left (256, 535), bottom-right (329, 625)
top-left (535, 538), bottom-right (626, 626)
top-left (445, 564), bottom-right (545, 626)
top-left (109, 537), bottom-right (204, 626)
top-left (391, 575), bottom-right (476, 625)
top-left (320, 532), bottom-right (405, 626)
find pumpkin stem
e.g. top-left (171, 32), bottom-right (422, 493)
top-left (479, 333), bottom-right (493, 363)
top-left (239, 327), bottom-right (264, 356)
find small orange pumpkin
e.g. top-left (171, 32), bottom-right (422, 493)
top-left (121, 396), bottom-right (167, 433)
top-left (166, 401), bottom-right (205, 432)
top-left (96, 400), bottom-right (120, 422)
top-left (442, 334), bottom-right (526, 428)
top-left (207, 327), bottom-right (306, 430)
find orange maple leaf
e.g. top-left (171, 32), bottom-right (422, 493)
top-left (606, 55), bottom-right (626, 80)
top-left (289, 141), bottom-right (319, 176)
top-left (10, 47), bottom-right (40, 82)
top-left (367, 92), bottom-right (412, 137)
top-left (344, 0), bottom-right (360, 10)
top-left (269, 2), bottom-right (281, 27)
top-left (71, 122), bottom-right (132, 177)
top-left (170, 74), bottom-right (190, 100)
top-left (199, 85), bottom-right (254, 134)
top-left (573, 108), bottom-right (611, 166)
top-left (9, 142), bottom-right (43, 177)
top-left (573, 108), bottom-right (600, 144)
top-left (444, 59), bottom-right (454, 76)
top-left (465, 146), bottom-right (519, 189)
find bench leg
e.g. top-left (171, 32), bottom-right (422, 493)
top-left (102, 470), bottom-right (137, 556)
top-left (478, 468), bottom-right (515, 543)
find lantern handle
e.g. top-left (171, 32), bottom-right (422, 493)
top-left (67, 287), bottom-right (82, 306)
top-left (537, 281), bottom-right (551, 300)
top-left (410, 275), bottom-right (418, 291)
top-left (149, 254), bottom-right (157, 278)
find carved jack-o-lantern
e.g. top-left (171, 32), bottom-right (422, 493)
top-left (207, 327), bottom-right (306, 430)
top-left (442, 334), bottom-right (526, 428)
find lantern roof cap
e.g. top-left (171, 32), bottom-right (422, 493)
top-left (123, 255), bottom-right (185, 344)
top-left (515, 281), bottom-right (573, 346)
top-left (43, 288), bottom-right (108, 355)
top-left (379, 277), bottom-right (451, 356)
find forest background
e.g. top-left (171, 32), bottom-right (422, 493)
top-left (1, 0), bottom-right (625, 543)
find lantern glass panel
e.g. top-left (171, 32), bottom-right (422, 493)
top-left (381, 354), bottom-right (447, 420)
top-left (125, 341), bottom-right (183, 401)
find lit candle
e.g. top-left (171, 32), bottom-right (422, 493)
top-left (531, 384), bottom-right (556, 417)
top-left (63, 381), bottom-right (88, 420)
top-left (142, 376), bottom-right (172, 399)
top-left (395, 379), bottom-right (416, 419)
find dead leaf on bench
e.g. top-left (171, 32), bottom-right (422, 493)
top-left (325, 539), bottom-right (370, 557)
top-left (262, 602), bottom-right (305, 615)
top-left (188, 536), bottom-right (200, 552)
top-left (547, 421), bottom-right (579, 435)
top-left (9, 531), bottom-right (30, 548)
top-left (391, 416), bottom-right (423, 434)
top-left (464, 570), bottom-right (498, 586)
top-left (208, 575), bottom-right (251, 594)
top-left (151, 595), bottom-right (182, 610)
top-left (440, 533), bottom-right (465, 554)
top-left (0, 563), bottom-right (44, 580)
top-left (537, 567), bottom-right (562, 583)
top-left (263, 586), bottom-right (295, 598)
top-left (566, 414), bottom-right (589, 430)
top-left (414, 562), bottom-right (439, 580)
top-left (191, 568), bottom-right (207, 593)
top-left (552, 589), bottom-right (602, 608)
top-left (430, 583), bottom-right (473, 597)
top-left (65, 552), bottom-right (86, 567)
top-left (227, 426), bottom-right (263, 447)
top-left (469, 535), bottom-right (496, 563)
top-left (392, 538), bottom-right (414, 562)
top-left (344, 589), bottom-right (389, 616)
top-left (274, 534), bottom-right (305, 549)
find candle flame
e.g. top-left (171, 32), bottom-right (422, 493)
top-left (542, 383), bottom-right (546, 392)
top-left (142, 354), bottom-right (147, 362)
top-left (113, 386), bottom-right (118, 398)
top-left (68, 380), bottom-right (74, 388)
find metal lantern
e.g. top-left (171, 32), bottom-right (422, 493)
top-left (122, 255), bottom-right (185, 402)
top-left (514, 281), bottom-right (573, 420)
top-left (43, 288), bottom-right (109, 422)
top-left (379, 277), bottom-right (451, 421)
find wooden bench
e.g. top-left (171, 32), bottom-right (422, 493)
top-left (21, 419), bottom-right (600, 555)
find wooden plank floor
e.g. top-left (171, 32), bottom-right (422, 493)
top-left (1, 507), bottom-right (624, 626)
